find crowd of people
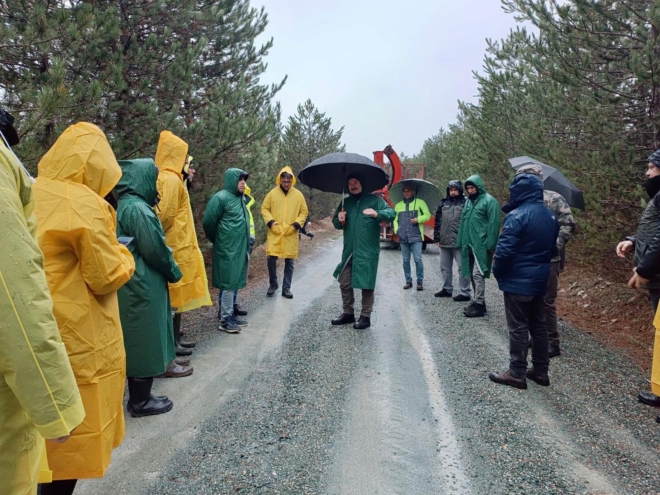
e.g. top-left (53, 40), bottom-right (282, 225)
top-left (3, 104), bottom-right (660, 494)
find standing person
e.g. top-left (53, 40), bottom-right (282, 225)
top-left (0, 114), bottom-right (84, 495)
top-left (33, 123), bottom-right (135, 494)
top-left (616, 150), bottom-right (660, 408)
top-left (489, 173), bottom-right (559, 389)
top-left (115, 158), bottom-right (184, 417)
top-left (155, 131), bottom-right (212, 364)
top-left (331, 175), bottom-right (396, 329)
top-left (203, 168), bottom-right (250, 333)
top-left (393, 186), bottom-right (431, 290)
top-left (261, 166), bottom-right (309, 299)
top-left (515, 165), bottom-right (576, 358)
top-left (457, 175), bottom-right (501, 317)
top-left (433, 180), bottom-right (471, 301)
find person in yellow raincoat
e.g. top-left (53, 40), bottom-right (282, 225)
top-left (154, 131), bottom-right (211, 374)
top-left (0, 114), bottom-right (85, 495)
top-left (261, 166), bottom-right (309, 298)
top-left (33, 122), bottom-right (136, 493)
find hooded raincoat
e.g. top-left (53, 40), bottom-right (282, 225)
top-left (0, 140), bottom-right (84, 494)
top-left (154, 131), bottom-right (212, 313)
top-left (332, 192), bottom-right (395, 289)
top-left (115, 159), bottom-right (182, 378)
top-left (203, 168), bottom-right (250, 290)
top-left (457, 175), bottom-right (501, 278)
top-left (261, 166), bottom-right (309, 259)
top-left (33, 122), bottom-right (135, 480)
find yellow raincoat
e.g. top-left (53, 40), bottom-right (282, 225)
top-left (0, 140), bottom-right (84, 494)
top-left (245, 184), bottom-right (256, 238)
top-left (652, 308), bottom-right (660, 396)
top-left (154, 131), bottom-right (211, 312)
top-left (261, 166), bottom-right (309, 259)
top-left (33, 122), bottom-right (135, 480)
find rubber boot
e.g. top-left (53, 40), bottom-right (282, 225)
top-left (127, 377), bottom-right (173, 418)
top-left (174, 313), bottom-right (196, 348)
top-left (173, 315), bottom-right (193, 356)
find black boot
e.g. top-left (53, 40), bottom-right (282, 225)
top-left (173, 315), bottom-right (193, 356)
top-left (234, 304), bottom-right (248, 316)
top-left (127, 377), bottom-right (173, 418)
top-left (354, 316), bottom-right (371, 330)
top-left (331, 313), bottom-right (355, 325)
top-left (174, 313), bottom-right (195, 349)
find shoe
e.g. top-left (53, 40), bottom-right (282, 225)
top-left (267, 284), bottom-right (278, 297)
top-left (488, 370), bottom-right (527, 390)
top-left (175, 343), bottom-right (193, 356)
top-left (548, 345), bottom-right (561, 358)
top-left (354, 316), bottom-right (371, 330)
top-left (526, 368), bottom-right (550, 386)
top-left (175, 356), bottom-right (191, 366)
top-left (403, 282), bottom-right (413, 290)
top-left (417, 282), bottom-right (424, 291)
top-left (234, 317), bottom-right (248, 327)
top-left (157, 360), bottom-right (194, 378)
top-left (464, 303), bottom-right (487, 317)
top-left (452, 294), bottom-right (470, 302)
top-left (282, 288), bottom-right (293, 299)
top-left (127, 377), bottom-right (174, 418)
top-left (233, 304), bottom-right (248, 316)
top-left (435, 289), bottom-right (452, 298)
top-left (219, 316), bottom-right (241, 333)
top-left (331, 313), bottom-right (355, 325)
top-left (638, 391), bottom-right (660, 407)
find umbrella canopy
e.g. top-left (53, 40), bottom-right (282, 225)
top-left (508, 156), bottom-right (585, 211)
top-left (389, 178), bottom-right (441, 212)
top-left (298, 152), bottom-right (389, 194)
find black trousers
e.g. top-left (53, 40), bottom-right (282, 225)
top-left (40, 479), bottom-right (78, 495)
top-left (268, 256), bottom-right (294, 290)
top-left (504, 292), bottom-right (549, 378)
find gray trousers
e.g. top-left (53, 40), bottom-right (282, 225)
top-left (468, 249), bottom-right (486, 305)
top-left (440, 247), bottom-right (471, 296)
top-left (545, 261), bottom-right (560, 346)
top-left (339, 259), bottom-right (375, 318)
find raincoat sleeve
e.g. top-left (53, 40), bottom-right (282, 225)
top-left (260, 190), bottom-right (274, 226)
top-left (433, 203), bottom-right (443, 242)
top-left (375, 196), bottom-right (395, 222)
top-left (203, 193), bottom-right (224, 242)
top-left (0, 162), bottom-right (85, 439)
top-left (492, 213), bottom-right (522, 280)
top-left (75, 199), bottom-right (135, 295)
top-left (128, 202), bottom-right (182, 283)
top-left (156, 174), bottom-right (182, 233)
top-left (486, 198), bottom-right (501, 252)
top-left (332, 202), bottom-right (344, 230)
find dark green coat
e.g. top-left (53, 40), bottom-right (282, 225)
top-left (332, 193), bottom-right (395, 289)
top-left (115, 159), bottom-right (182, 378)
top-left (457, 175), bottom-right (501, 278)
top-left (203, 168), bottom-right (250, 291)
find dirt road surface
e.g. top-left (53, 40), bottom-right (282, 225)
top-left (76, 240), bottom-right (660, 494)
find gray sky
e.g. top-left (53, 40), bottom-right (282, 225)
top-left (257, 0), bottom-right (522, 158)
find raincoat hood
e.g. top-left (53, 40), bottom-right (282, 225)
top-left (224, 167), bottom-right (247, 196)
top-left (503, 173), bottom-right (544, 214)
top-left (464, 174), bottom-right (487, 197)
top-left (115, 158), bottom-right (159, 206)
top-left (38, 122), bottom-right (121, 198)
top-left (446, 180), bottom-right (464, 197)
top-left (154, 130), bottom-right (188, 177)
top-left (276, 166), bottom-right (297, 187)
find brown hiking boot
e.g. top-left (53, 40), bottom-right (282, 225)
top-left (157, 360), bottom-right (194, 378)
top-left (488, 370), bottom-right (527, 390)
top-left (403, 282), bottom-right (413, 289)
top-left (526, 368), bottom-right (550, 386)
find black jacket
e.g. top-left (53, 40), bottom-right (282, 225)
top-left (433, 180), bottom-right (465, 248)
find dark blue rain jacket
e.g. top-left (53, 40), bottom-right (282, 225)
top-left (492, 174), bottom-right (559, 297)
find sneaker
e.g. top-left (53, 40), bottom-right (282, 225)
top-left (452, 294), bottom-right (470, 302)
top-left (234, 317), bottom-right (248, 327)
top-left (435, 289), bottom-right (452, 298)
top-left (219, 316), bottom-right (241, 333)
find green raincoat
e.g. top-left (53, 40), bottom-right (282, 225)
top-left (203, 168), bottom-right (250, 291)
top-left (115, 159), bottom-right (182, 378)
top-left (332, 193), bottom-right (395, 289)
top-left (457, 175), bottom-right (501, 278)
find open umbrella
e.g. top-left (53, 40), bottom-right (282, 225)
top-left (298, 152), bottom-right (389, 194)
top-left (388, 178), bottom-right (441, 212)
top-left (508, 156), bottom-right (585, 211)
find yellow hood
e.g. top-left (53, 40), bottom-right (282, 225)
top-left (37, 122), bottom-right (121, 198)
top-left (155, 131), bottom-right (188, 176)
top-left (275, 166), bottom-right (296, 187)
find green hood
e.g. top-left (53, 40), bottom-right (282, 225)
top-left (115, 158), bottom-right (159, 206)
top-left (223, 167), bottom-right (247, 196)
top-left (464, 174), bottom-right (487, 196)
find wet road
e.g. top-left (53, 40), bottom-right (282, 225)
top-left (77, 240), bottom-right (660, 494)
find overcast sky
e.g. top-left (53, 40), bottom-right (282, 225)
top-left (256, 0), bottom-right (522, 159)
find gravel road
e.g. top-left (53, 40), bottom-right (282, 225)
top-left (76, 241), bottom-right (660, 495)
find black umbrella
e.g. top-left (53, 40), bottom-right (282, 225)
top-left (508, 156), bottom-right (585, 211)
top-left (298, 152), bottom-right (390, 195)
top-left (389, 178), bottom-right (441, 212)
